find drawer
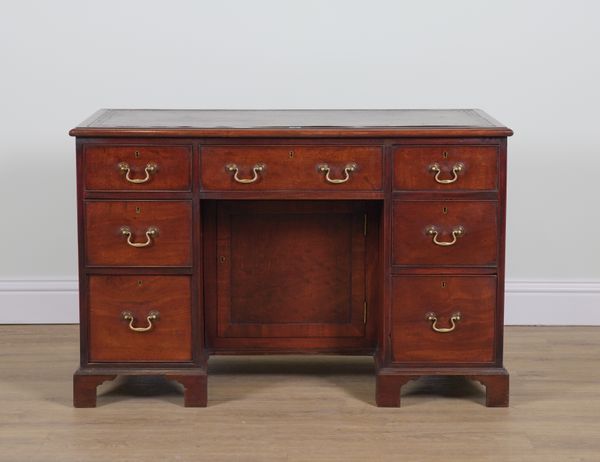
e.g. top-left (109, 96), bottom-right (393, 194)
top-left (393, 145), bottom-right (498, 191)
top-left (85, 201), bottom-right (192, 267)
top-left (84, 145), bottom-right (192, 191)
top-left (392, 276), bottom-right (496, 364)
top-left (200, 145), bottom-right (382, 191)
top-left (88, 275), bottom-right (192, 362)
top-left (392, 200), bottom-right (497, 266)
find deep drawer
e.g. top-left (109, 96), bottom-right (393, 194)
top-left (88, 275), bottom-right (192, 362)
top-left (393, 145), bottom-right (498, 191)
top-left (391, 275), bottom-right (497, 364)
top-left (200, 145), bottom-right (383, 191)
top-left (85, 201), bottom-right (192, 267)
top-left (392, 200), bottom-right (498, 266)
top-left (84, 145), bottom-right (192, 191)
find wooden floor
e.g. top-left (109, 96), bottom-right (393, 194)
top-left (0, 326), bottom-right (599, 461)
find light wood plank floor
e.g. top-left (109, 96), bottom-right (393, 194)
top-left (0, 326), bottom-right (599, 462)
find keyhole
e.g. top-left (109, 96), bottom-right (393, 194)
top-left (134, 151), bottom-right (140, 158)
top-left (289, 150), bottom-right (295, 158)
top-left (135, 206), bottom-right (141, 214)
top-left (137, 280), bottom-right (143, 287)
top-left (219, 256), bottom-right (226, 263)
top-left (442, 151), bottom-right (448, 159)
top-left (442, 206), bottom-right (448, 214)
top-left (441, 281), bottom-right (447, 288)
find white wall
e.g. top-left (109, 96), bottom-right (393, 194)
top-left (0, 0), bottom-right (599, 323)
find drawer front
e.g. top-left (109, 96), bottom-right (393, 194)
top-left (88, 275), bottom-right (192, 362)
top-left (393, 145), bottom-right (498, 191)
top-left (392, 201), bottom-right (497, 266)
top-left (392, 276), bottom-right (496, 364)
top-left (84, 145), bottom-right (192, 191)
top-left (200, 145), bottom-right (382, 191)
top-left (85, 201), bottom-right (192, 267)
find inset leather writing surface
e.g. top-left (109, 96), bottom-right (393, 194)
top-left (84, 145), bottom-right (192, 191)
top-left (85, 201), bottom-right (192, 267)
top-left (392, 201), bottom-right (498, 266)
top-left (216, 201), bottom-right (366, 339)
top-left (73, 109), bottom-right (504, 128)
top-left (88, 275), bottom-right (192, 362)
top-left (391, 276), bottom-right (496, 364)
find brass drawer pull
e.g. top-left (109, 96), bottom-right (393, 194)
top-left (425, 312), bottom-right (461, 333)
top-left (425, 225), bottom-right (464, 246)
top-left (429, 162), bottom-right (463, 184)
top-left (118, 162), bottom-right (158, 184)
top-left (119, 226), bottom-right (159, 248)
top-left (121, 310), bottom-right (160, 332)
top-left (225, 163), bottom-right (265, 184)
top-left (317, 163), bottom-right (357, 184)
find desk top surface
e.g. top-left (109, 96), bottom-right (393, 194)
top-left (70, 109), bottom-right (512, 138)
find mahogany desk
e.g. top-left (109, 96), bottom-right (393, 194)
top-left (69, 109), bottom-right (512, 407)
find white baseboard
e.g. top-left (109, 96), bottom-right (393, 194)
top-left (0, 279), bottom-right (599, 325)
top-left (504, 280), bottom-right (600, 325)
top-left (0, 279), bottom-right (79, 324)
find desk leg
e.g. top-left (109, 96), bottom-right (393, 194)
top-left (469, 372), bottom-right (509, 407)
top-left (375, 373), bottom-right (417, 407)
top-left (166, 372), bottom-right (208, 407)
top-left (73, 371), bottom-right (116, 408)
top-left (376, 368), bottom-right (509, 408)
top-left (73, 369), bottom-right (207, 408)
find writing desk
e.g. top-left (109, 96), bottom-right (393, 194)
top-left (70, 109), bottom-right (512, 407)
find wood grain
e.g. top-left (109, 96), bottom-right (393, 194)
top-left (392, 200), bottom-right (498, 267)
top-left (88, 275), bottom-right (192, 362)
top-left (391, 275), bottom-right (497, 364)
top-left (85, 201), bottom-right (192, 267)
top-left (1, 326), bottom-right (598, 462)
top-left (214, 201), bottom-right (367, 340)
top-left (84, 144), bottom-right (192, 191)
top-left (201, 145), bottom-right (382, 191)
top-left (392, 145), bottom-right (498, 191)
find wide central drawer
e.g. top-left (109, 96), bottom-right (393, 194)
top-left (200, 145), bottom-right (383, 191)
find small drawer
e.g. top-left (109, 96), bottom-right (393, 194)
top-left (88, 275), bottom-right (192, 362)
top-left (84, 145), bottom-right (192, 191)
top-left (392, 200), bottom-right (497, 266)
top-left (392, 276), bottom-right (496, 364)
top-left (393, 145), bottom-right (498, 191)
top-left (85, 201), bottom-right (192, 267)
top-left (200, 145), bottom-right (382, 191)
